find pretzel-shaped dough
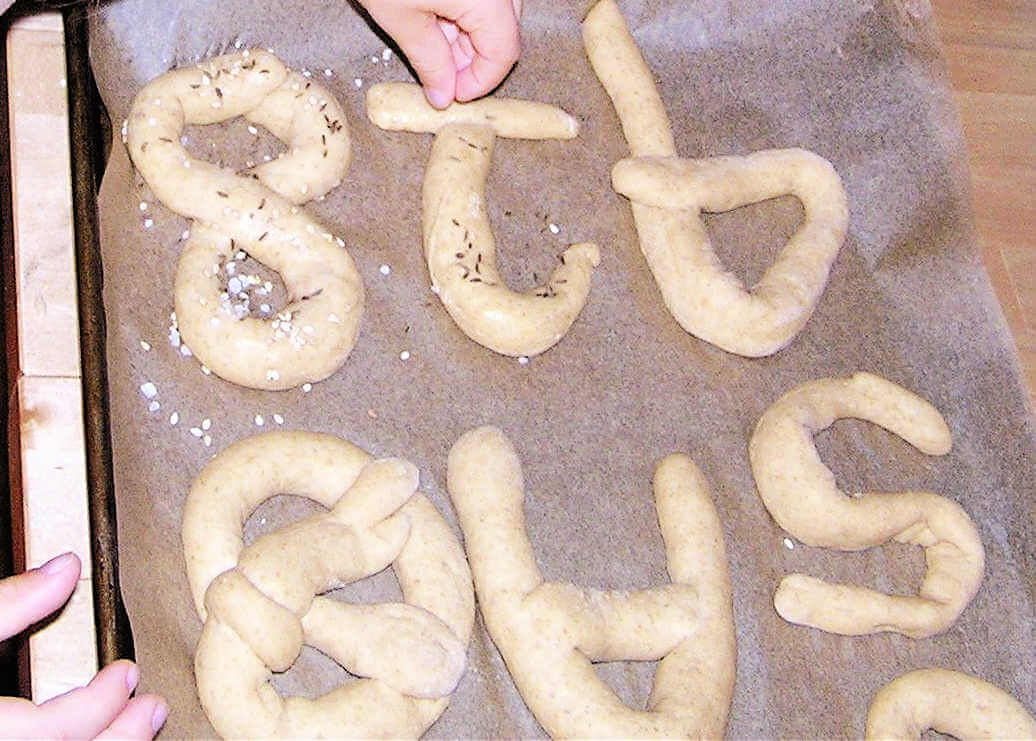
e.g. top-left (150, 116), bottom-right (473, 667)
top-left (749, 373), bottom-right (985, 638)
top-left (865, 669), bottom-right (1035, 740)
top-left (182, 431), bottom-right (474, 738)
top-left (584, 0), bottom-right (848, 357)
top-left (447, 426), bottom-right (735, 739)
top-left (128, 51), bottom-right (364, 390)
top-left (367, 83), bottom-right (600, 357)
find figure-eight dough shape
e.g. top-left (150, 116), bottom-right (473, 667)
top-left (127, 50), bottom-right (364, 390)
top-left (749, 372), bottom-right (984, 638)
top-left (583, 0), bottom-right (849, 357)
top-left (367, 82), bottom-right (600, 357)
top-left (182, 431), bottom-right (474, 738)
top-left (865, 669), bottom-right (1035, 740)
top-left (447, 426), bottom-right (736, 739)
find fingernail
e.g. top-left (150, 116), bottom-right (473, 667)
top-left (426, 87), bottom-right (451, 109)
top-left (151, 702), bottom-right (169, 733)
top-left (125, 663), bottom-right (140, 693)
top-left (39, 552), bottom-right (77, 576)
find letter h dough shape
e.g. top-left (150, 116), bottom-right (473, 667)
top-left (749, 373), bottom-right (984, 638)
top-left (367, 83), bottom-right (600, 357)
top-left (583, 0), bottom-right (849, 357)
top-left (448, 426), bottom-right (736, 739)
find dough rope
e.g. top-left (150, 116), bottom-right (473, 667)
top-left (182, 431), bottom-right (474, 738)
top-left (127, 50), bottom-right (364, 390)
top-left (865, 669), bottom-right (1035, 740)
top-left (447, 426), bottom-right (735, 739)
top-left (367, 83), bottom-right (600, 357)
top-left (584, 0), bottom-right (848, 357)
top-left (748, 372), bottom-right (985, 638)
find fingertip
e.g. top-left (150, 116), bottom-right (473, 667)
top-left (95, 694), bottom-right (169, 740)
top-left (425, 86), bottom-right (452, 110)
top-left (38, 551), bottom-right (81, 577)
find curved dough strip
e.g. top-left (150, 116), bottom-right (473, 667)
top-left (584, 0), bottom-right (847, 357)
top-left (447, 426), bottom-right (735, 739)
top-left (183, 431), bottom-right (475, 738)
top-left (749, 372), bottom-right (984, 638)
top-left (368, 84), bottom-right (601, 357)
top-left (127, 51), bottom-right (363, 389)
top-left (865, 669), bottom-right (1035, 740)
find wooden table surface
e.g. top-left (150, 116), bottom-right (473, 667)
top-left (4, 0), bottom-right (1034, 702)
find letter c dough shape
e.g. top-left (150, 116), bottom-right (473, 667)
top-left (447, 426), bottom-right (736, 739)
top-left (367, 83), bottom-right (600, 357)
top-left (127, 50), bottom-right (364, 390)
top-left (865, 669), bottom-right (1035, 740)
top-left (749, 372), bottom-right (985, 638)
top-left (584, 0), bottom-right (848, 357)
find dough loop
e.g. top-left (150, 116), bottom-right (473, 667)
top-left (865, 669), bottom-right (1035, 740)
top-left (584, 0), bottom-right (848, 357)
top-left (749, 373), bottom-right (984, 638)
top-left (182, 431), bottom-right (474, 738)
top-left (367, 83), bottom-right (600, 357)
top-left (127, 50), bottom-right (364, 390)
top-left (447, 426), bottom-right (735, 739)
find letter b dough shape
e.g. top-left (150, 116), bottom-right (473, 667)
top-left (127, 51), bottom-right (364, 390)
top-left (749, 373), bottom-right (984, 638)
top-left (367, 83), bottom-right (600, 358)
top-left (182, 431), bottom-right (474, 738)
top-left (448, 426), bottom-right (736, 739)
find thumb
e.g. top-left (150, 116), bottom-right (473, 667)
top-left (0, 552), bottom-right (81, 641)
top-left (365, 5), bottom-right (456, 108)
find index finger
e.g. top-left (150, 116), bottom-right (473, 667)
top-left (450, 0), bottom-right (521, 101)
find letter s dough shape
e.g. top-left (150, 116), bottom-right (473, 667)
top-left (749, 372), bottom-right (984, 638)
top-left (584, 0), bottom-right (848, 357)
top-left (865, 669), bottom-right (1035, 740)
top-left (182, 431), bottom-right (475, 738)
top-left (447, 426), bottom-right (736, 739)
top-left (367, 83), bottom-right (600, 358)
top-left (127, 50), bottom-right (364, 390)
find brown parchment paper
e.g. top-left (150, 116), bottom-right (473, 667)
top-left (88, 0), bottom-right (1034, 737)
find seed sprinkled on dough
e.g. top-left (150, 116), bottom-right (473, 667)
top-left (265, 369), bottom-right (280, 381)
top-left (190, 427), bottom-right (203, 438)
top-left (169, 412), bottom-right (179, 426)
top-left (273, 414), bottom-right (284, 425)
top-left (302, 383), bottom-right (312, 393)
top-left (140, 382), bottom-right (158, 399)
top-left (254, 414), bottom-right (265, 426)
top-left (379, 264), bottom-right (391, 276)
top-left (148, 401), bottom-right (161, 412)
top-left (399, 350), bottom-right (411, 361)
top-left (518, 356), bottom-right (530, 365)
top-left (139, 340), bottom-right (151, 351)
top-left (783, 538), bottom-right (795, 550)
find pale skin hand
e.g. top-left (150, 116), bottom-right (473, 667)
top-left (0, 552), bottom-right (168, 740)
top-left (357, 0), bottom-right (522, 108)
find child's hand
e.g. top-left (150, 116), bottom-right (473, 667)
top-left (358, 0), bottom-right (522, 108)
top-left (0, 553), bottom-right (168, 740)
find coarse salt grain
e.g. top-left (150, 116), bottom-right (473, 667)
top-left (139, 202), bottom-right (148, 211)
top-left (190, 427), bottom-right (203, 437)
top-left (140, 382), bottom-right (158, 399)
top-left (169, 412), bottom-right (179, 426)
top-left (204, 435), bottom-right (212, 447)
top-left (399, 350), bottom-right (411, 361)
top-left (201, 365), bottom-right (211, 375)
top-left (379, 264), bottom-right (391, 276)
top-left (783, 538), bottom-right (795, 550)
top-left (382, 48), bottom-right (392, 61)
top-left (254, 414), bottom-right (265, 426)
top-left (302, 383), bottom-right (312, 392)
top-left (181, 229), bottom-right (190, 240)
top-left (247, 125), bottom-right (258, 135)
top-left (180, 344), bottom-right (193, 357)
top-left (143, 218), bottom-right (154, 228)
top-left (328, 314), bottom-right (341, 324)
top-left (354, 78), bottom-right (363, 88)
top-left (518, 356), bottom-right (530, 365)
top-left (431, 284), bottom-right (440, 295)
top-left (549, 223), bottom-right (560, 234)
top-left (139, 340), bottom-right (151, 351)
top-left (148, 401), bottom-right (161, 412)
top-left (273, 414), bottom-right (284, 425)
top-left (266, 369), bottom-right (280, 381)
top-left (324, 68), bottom-right (333, 77)
top-left (202, 418), bottom-right (211, 431)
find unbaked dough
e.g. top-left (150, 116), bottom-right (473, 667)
top-left (749, 372), bottom-right (984, 638)
top-left (127, 50), bottom-right (363, 390)
top-left (182, 431), bottom-right (474, 738)
top-left (866, 669), bottom-right (1035, 740)
top-left (584, 0), bottom-right (848, 357)
top-left (447, 426), bottom-right (735, 739)
top-left (367, 83), bottom-right (600, 357)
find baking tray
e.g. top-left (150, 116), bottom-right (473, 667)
top-left (61, 3), bottom-right (134, 669)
